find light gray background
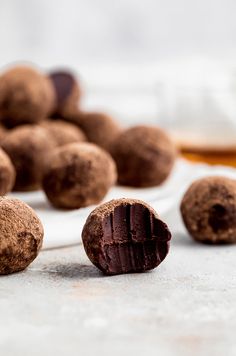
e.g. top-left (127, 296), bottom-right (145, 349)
top-left (0, 0), bottom-right (236, 67)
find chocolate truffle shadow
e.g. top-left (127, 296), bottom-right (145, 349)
top-left (40, 262), bottom-right (102, 280)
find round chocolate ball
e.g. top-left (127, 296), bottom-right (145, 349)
top-left (0, 148), bottom-right (15, 195)
top-left (111, 125), bottom-right (177, 187)
top-left (41, 119), bottom-right (86, 147)
top-left (1, 125), bottom-right (55, 191)
top-left (67, 111), bottom-right (121, 151)
top-left (43, 142), bottom-right (117, 209)
top-left (0, 124), bottom-right (7, 141)
top-left (0, 66), bottom-right (55, 127)
top-left (181, 176), bottom-right (236, 244)
top-left (49, 70), bottom-right (81, 118)
top-left (0, 196), bottom-right (44, 275)
top-left (82, 198), bottom-right (172, 275)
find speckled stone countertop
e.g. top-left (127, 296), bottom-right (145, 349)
top-left (1, 208), bottom-right (236, 356)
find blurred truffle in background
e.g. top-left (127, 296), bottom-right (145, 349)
top-left (40, 119), bottom-right (86, 147)
top-left (1, 125), bottom-right (56, 191)
top-left (43, 142), bottom-right (117, 209)
top-left (49, 70), bottom-right (82, 119)
top-left (0, 66), bottom-right (55, 127)
top-left (0, 148), bottom-right (15, 195)
top-left (66, 111), bottom-right (122, 151)
top-left (111, 125), bottom-right (177, 187)
top-left (0, 124), bottom-right (7, 141)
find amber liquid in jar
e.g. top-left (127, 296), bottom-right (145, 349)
top-left (179, 144), bottom-right (236, 167)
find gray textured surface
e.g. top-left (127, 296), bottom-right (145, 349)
top-left (1, 217), bottom-right (236, 356)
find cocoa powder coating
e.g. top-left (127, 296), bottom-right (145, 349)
top-left (0, 66), bottom-right (55, 127)
top-left (43, 142), bottom-right (117, 209)
top-left (181, 176), bottom-right (236, 244)
top-left (1, 125), bottom-right (56, 191)
top-left (0, 197), bottom-right (44, 275)
top-left (111, 125), bottom-right (177, 187)
top-left (0, 124), bottom-right (7, 141)
top-left (82, 198), bottom-right (172, 275)
top-left (41, 120), bottom-right (86, 147)
top-left (66, 111), bottom-right (121, 151)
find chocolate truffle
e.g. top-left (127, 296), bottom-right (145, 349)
top-left (0, 148), bottom-right (15, 195)
top-left (43, 142), bottom-right (117, 209)
top-left (0, 66), bottom-right (55, 127)
top-left (82, 198), bottom-right (172, 275)
top-left (180, 176), bottom-right (236, 244)
top-left (49, 70), bottom-right (81, 118)
top-left (41, 120), bottom-right (86, 147)
top-left (0, 124), bottom-right (7, 141)
top-left (0, 197), bottom-right (44, 275)
top-left (111, 125), bottom-right (177, 187)
top-left (1, 125), bottom-right (55, 191)
top-left (67, 111), bottom-right (121, 151)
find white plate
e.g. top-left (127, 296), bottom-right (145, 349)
top-left (9, 159), bottom-right (236, 249)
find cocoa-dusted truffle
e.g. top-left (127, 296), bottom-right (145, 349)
top-left (1, 125), bottom-right (55, 191)
top-left (0, 197), bottom-right (43, 275)
top-left (82, 198), bottom-right (172, 275)
top-left (41, 119), bottom-right (86, 147)
top-left (0, 66), bottom-right (55, 127)
top-left (43, 142), bottom-right (117, 209)
top-left (0, 124), bottom-right (7, 141)
top-left (0, 148), bottom-right (15, 195)
top-left (181, 176), bottom-right (236, 244)
top-left (49, 70), bottom-right (81, 118)
top-left (111, 125), bottom-right (177, 187)
top-left (67, 111), bottom-right (121, 151)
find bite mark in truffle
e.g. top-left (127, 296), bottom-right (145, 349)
top-left (82, 198), bottom-right (171, 275)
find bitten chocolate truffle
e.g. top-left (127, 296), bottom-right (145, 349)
top-left (0, 197), bottom-right (44, 275)
top-left (1, 125), bottom-right (55, 191)
top-left (43, 143), bottom-right (117, 209)
top-left (67, 112), bottom-right (121, 151)
top-left (82, 198), bottom-right (171, 275)
top-left (41, 120), bottom-right (86, 147)
top-left (49, 70), bottom-right (81, 118)
top-left (181, 176), bottom-right (236, 244)
top-left (0, 148), bottom-right (15, 195)
top-left (111, 125), bottom-right (177, 187)
top-left (0, 66), bottom-right (55, 127)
